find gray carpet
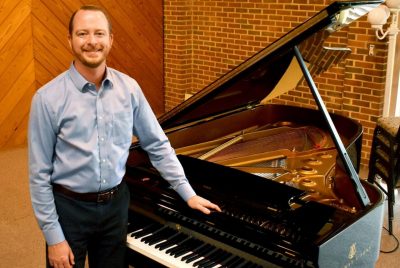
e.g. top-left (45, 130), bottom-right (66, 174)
top-left (0, 147), bottom-right (44, 267)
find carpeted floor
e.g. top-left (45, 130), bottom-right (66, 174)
top-left (0, 147), bottom-right (399, 267)
top-left (0, 147), bottom-right (44, 267)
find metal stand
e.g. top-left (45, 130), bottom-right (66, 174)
top-left (294, 45), bottom-right (370, 207)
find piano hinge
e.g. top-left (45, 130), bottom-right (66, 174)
top-left (245, 101), bottom-right (260, 110)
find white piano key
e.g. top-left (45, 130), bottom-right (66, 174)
top-left (127, 232), bottom-right (222, 268)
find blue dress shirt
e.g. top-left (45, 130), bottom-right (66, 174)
top-left (28, 64), bottom-right (196, 245)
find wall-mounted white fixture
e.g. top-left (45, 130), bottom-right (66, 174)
top-left (367, 0), bottom-right (400, 116)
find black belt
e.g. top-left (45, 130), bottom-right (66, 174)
top-left (52, 182), bottom-right (122, 203)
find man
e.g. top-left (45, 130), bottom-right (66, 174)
top-left (28, 5), bottom-right (221, 268)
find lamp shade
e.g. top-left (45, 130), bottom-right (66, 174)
top-left (367, 5), bottom-right (390, 25)
top-left (386, 0), bottom-right (400, 9)
top-left (379, 4), bottom-right (391, 17)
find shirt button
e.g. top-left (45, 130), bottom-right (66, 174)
top-left (102, 159), bottom-right (106, 162)
top-left (100, 137), bottom-right (105, 142)
top-left (102, 180), bottom-right (106, 183)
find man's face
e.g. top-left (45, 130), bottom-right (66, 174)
top-left (68, 10), bottom-right (113, 69)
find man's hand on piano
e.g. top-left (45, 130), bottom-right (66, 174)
top-left (48, 240), bottom-right (75, 268)
top-left (187, 195), bottom-right (222, 214)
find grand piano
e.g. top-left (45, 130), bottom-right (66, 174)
top-left (124, 1), bottom-right (385, 267)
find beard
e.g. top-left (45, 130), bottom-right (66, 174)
top-left (72, 44), bottom-right (110, 68)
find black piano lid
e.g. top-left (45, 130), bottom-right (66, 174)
top-left (159, 1), bottom-right (383, 130)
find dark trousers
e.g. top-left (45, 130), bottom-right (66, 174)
top-left (47, 182), bottom-right (130, 268)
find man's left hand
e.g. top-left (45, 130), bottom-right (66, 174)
top-left (187, 195), bottom-right (222, 214)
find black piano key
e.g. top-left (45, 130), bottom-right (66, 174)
top-left (202, 261), bottom-right (219, 268)
top-left (153, 232), bottom-right (179, 249)
top-left (241, 262), bottom-right (258, 268)
top-left (193, 248), bottom-right (221, 267)
top-left (218, 254), bottom-right (238, 267)
top-left (185, 244), bottom-right (214, 264)
top-left (198, 249), bottom-right (228, 268)
top-left (174, 238), bottom-right (204, 257)
top-left (193, 251), bottom-right (217, 267)
top-left (233, 260), bottom-right (250, 268)
top-left (156, 232), bottom-right (188, 250)
top-left (169, 238), bottom-right (202, 257)
top-left (182, 243), bottom-right (210, 263)
top-left (163, 244), bottom-right (179, 255)
top-left (140, 225), bottom-right (167, 243)
top-left (128, 221), bottom-right (149, 234)
top-left (165, 237), bottom-right (194, 255)
top-left (127, 219), bottom-right (148, 232)
top-left (174, 247), bottom-right (194, 258)
top-left (165, 242), bottom-right (184, 255)
top-left (196, 255), bottom-right (218, 267)
top-left (142, 226), bottom-right (176, 245)
top-left (130, 223), bottom-right (161, 239)
top-left (214, 250), bottom-right (233, 263)
top-left (200, 248), bottom-right (225, 266)
top-left (224, 256), bottom-right (245, 267)
top-left (201, 250), bottom-right (232, 268)
top-left (147, 228), bottom-right (178, 246)
top-left (144, 233), bottom-right (166, 245)
top-left (181, 243), bottom-right (209, 262)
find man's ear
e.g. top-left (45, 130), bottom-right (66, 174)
top-left (67, 34), bottom-right (72, 49)
top-left (110, 33), bottom-right (114, 48)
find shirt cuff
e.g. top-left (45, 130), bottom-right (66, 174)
top-left (44, 224), bottom-right (66, 246)
top-left (175, 183), bottom-right (196, 202)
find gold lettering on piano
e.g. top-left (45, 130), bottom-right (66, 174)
top-left (348, 243), bottom-right (356, 260)
top-left (343, 243), bottom-right (373, 268)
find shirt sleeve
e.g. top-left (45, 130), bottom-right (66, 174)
top-left (28, 92), bottom-right (65, 245)
top-left (131, 82), bottom-right (196, 202)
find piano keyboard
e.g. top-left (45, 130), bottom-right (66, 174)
top-left (126, 218), bottom-right (266, 268)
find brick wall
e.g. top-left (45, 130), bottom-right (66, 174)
top-left (164, 0), bottom-right (387, 168)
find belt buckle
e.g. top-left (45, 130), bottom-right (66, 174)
top-left (97, 185), bottom-right (119, 203)
top-left (97, 191), bottom-right (111, 202)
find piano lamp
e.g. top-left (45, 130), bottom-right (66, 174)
top-left (367, 0), bottom-right (400, 116)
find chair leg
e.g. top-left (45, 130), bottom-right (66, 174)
top-left (368, 128), bottom-right (379, 184)
top-left (368, 126), bottom-right (395, 234)
top-left (387, 186), bottom-right (394, 235)
top-left (387, 136), bottom-right (396, 235)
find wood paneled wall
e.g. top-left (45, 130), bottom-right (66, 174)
top-left (0, 0), bottom-right (163, 149)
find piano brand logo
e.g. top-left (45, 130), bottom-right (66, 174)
top-left (348, 243), bottom-right (357, 260)
top-left (344, 243), bottom-right (372, 268)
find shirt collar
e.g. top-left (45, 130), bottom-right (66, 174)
top-left (68, 63), bottom-right (114, 92)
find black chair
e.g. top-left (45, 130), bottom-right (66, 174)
top-left (368, 116), bottom-right (400, 235)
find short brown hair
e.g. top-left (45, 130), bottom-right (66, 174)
top-left (68, 5), bottom-right (112, 35)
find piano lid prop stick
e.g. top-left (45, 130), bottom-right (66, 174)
top-left (293, 45), bottom-right (370, 207)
